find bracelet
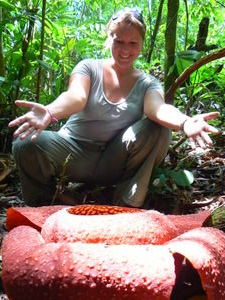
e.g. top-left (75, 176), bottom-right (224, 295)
top-left (46, 108), bottom-right (59, 123)
top-left (180, 118), bottom-right (189, 132)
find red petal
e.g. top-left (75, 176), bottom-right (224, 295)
top-left (167, 211), bottom-right (210, 235)
top-left (2, 206), bottom-right (225, 299)
top-left (2, 226), bottom-right (175, 300)
top-left (6, 205), bottom-right (67, 232)
top-left (167, 227), bottom-right (225, 300)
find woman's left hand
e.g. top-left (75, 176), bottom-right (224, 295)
top-left (182, 112), bottom-right (220, 149)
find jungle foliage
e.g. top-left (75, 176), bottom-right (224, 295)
top-left (0, 0), bottom-right (225, 152)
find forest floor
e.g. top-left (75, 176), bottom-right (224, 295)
top-left (0, 129), bottom-right (224, 299)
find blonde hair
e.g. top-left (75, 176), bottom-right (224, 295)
top-left (106, 8), bottom-right (146, 47)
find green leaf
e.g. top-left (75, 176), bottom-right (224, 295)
top-left (177, 50), bottom-right (203, 61)
top-left (172, 170), bottom-right (194, 187)
top-left (37, 59), bottom-right (52, 70)
top-left (175, 57), bottom-right (193, 75)
top-left (175, 51), bottom-right (203, 75)
top-left (159, 173), bottom-right (167, 184)
top-left (0, 0), bottom-right (14, 9)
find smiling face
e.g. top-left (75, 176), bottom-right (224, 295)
top-left (106, 9), bottom-right (146, 72)
top-left (110, 23), bottom-right (143, 70)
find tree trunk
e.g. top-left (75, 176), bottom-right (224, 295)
top-left (164, 0), bottom-right (179, 93)
top-left (183, 0), bottom-right (189, 50)
top-left (0, 7), bottom-right (5, 77)
top-left (13, 9), bottom-right (37, 101)
top-left (146, 0), bottom-right (165, 63)
top-left (193, 17), bottom-right (218, 52)
top-left (36, 0), bottom-right (47, 102)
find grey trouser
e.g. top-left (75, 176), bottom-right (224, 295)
top-left (12, 118), bottom-right (171, 207)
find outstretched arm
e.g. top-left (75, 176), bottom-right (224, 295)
top-left (8, 73), bottom-right (90, 141)
top-left (144, 90), bottom-right (219, 149)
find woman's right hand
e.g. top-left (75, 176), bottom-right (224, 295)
top-left (8, 100), bottom-right (52, 141)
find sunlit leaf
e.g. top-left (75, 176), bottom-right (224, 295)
top-left (172, 170), bottom-right (194, 187)
top-left (0, 0), bottom-right (14, 9)
top-left (177, 50), bottom-right (203, 61)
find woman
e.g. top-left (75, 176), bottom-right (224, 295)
top-left (9, 8), bottom-right (219, 207)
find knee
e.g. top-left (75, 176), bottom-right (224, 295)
top-left (12, 132), bottom-right (49, 156)
top-left (146, 121), bottom-right (171, 147)
top-left (147, 120), bottom-right (171, 144)
top-left (121, 118), bottom-right (171, 150)
top-left (121, 118), bottom-right (152, 149)
top-left (12, 136), bottom-right (43, 166)
top-left (160, 126), bottom-right (172, 145)
top-left (12, 138), bottom-right (32, 159)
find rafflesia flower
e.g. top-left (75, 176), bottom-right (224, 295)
top-left (2, 205), bottom-right (225, 299)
